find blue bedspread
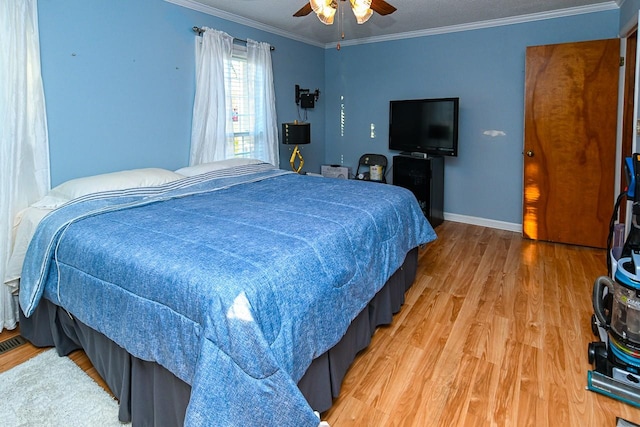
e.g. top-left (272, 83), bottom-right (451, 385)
top-left (20, 163), bottom-right (436, 426)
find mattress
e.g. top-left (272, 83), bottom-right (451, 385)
top-left (18, 163), bottom-right (436, 426)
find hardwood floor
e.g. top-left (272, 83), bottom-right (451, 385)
top-left (1, 221), bottom-right (640, 426)
top-left (322, 222), bottom-right (640, 426)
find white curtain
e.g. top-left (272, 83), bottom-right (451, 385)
top-left (246, 39), bottom-right (279, 166)
top-left (0, 0), bottom-right (50, 331)
top-left (190, 28), bottom-right (233, 165)
top-left (190, 29), bottom-right (279, 166)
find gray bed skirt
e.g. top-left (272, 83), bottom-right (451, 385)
top-left (19, 247), bottom-right (418, 426)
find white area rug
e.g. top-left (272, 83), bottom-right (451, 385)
top-left (0, 348), bottom-right (126, 426)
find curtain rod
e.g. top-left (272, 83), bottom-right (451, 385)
top-left (192, 26), bottom-right (275, 51)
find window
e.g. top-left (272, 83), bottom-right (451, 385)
top-left (227, 48), bottom-right (256, 159)
top-left (191, 30), bottom-right (278, 166)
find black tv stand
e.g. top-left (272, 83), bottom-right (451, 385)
top-left (392, 155), bottom-right (444, 227)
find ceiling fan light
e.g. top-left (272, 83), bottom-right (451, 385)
top-left (353, 8), bottom-right (372, 24)
top-left (350, 0), bottom-right (373, 24)
top-left (317, 8), bottom-right (335, 25)
top-left (310, 0), bottom-right (329, 14)
top-left (310, 0), bottom-right (336, 25)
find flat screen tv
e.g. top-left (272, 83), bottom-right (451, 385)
top-left (389, 97), bottom-right (459, 157)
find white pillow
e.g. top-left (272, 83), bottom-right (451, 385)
top-left (32, 168), bottom-right (184, 209)
top-left (175, 158), bottom-right (263, 177)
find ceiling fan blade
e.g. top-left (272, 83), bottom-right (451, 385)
top-left (370, 0), bottom-right (397, 16)
top-left (293, 3), bottom-right (313, 17)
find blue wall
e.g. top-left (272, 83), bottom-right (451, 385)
top-left (38, 1), bottom-right (623, 227)
top-left (324, 10), bottom-right (620, 225)
top-left (38, 0), bottom-right (325, 186)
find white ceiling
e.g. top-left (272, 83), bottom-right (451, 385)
top-left (168, 0), bottom-right (620, 48)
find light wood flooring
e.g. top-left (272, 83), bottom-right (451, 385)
top-left (2, 221), bottom-right (640, 426)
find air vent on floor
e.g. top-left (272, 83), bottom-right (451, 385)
top-left (0, 335), bottom-right (27, 355)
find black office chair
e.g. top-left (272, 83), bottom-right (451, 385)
top-left (355, 154), bottom-right (388, 183)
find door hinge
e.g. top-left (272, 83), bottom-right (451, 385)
top-left (621, 56), bottom-right (625, 67)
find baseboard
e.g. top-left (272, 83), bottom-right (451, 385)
top-left (443, 212), bottom-right (522, 233)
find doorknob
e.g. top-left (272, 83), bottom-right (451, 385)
top-left (526, 150), bottom-right (534, 157)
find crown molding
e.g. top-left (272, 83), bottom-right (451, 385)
top-left (165, 0), bottom-right (619, 50)
top-left (330, 1), bottom-right (621, 48)
top-left (165, 0), bottom-right (326, 48)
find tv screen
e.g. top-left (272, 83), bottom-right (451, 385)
top-left (389, 97), bottom-right (459, 157)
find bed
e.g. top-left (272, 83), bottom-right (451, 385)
top-left (11, 161), bottom-right (436, 426)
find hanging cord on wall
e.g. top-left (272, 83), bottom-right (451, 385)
top-left (296, 105), bottom-right (308, 123)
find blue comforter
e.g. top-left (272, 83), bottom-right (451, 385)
top-left (20, 163), bottom-right (436, 426)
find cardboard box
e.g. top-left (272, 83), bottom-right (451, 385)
top-left (321, 165), bottom-right (351, 179)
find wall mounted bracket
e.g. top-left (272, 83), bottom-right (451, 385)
top-left (295, 84), bottom-right (320, 109)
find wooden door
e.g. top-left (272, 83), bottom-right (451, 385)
top-left (523, 38), bottom-right (620, 248)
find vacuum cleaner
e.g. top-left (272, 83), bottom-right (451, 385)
top-left (588, 153), bottom-right (640, 407)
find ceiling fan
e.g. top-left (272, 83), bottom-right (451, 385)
top-left (294, 0), bottom-right (397, 25)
